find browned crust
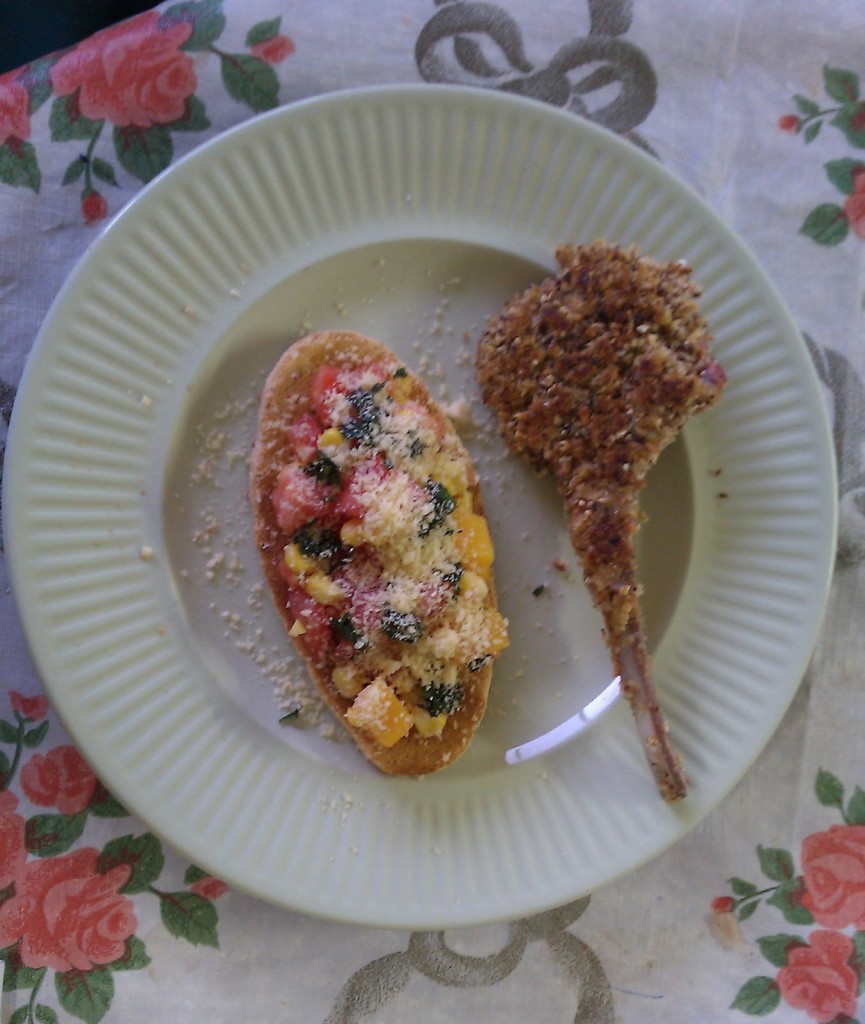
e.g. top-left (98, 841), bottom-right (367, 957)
top-left (250, 330), bottom-right (497, 775)
top-left (475, 241), bottom-right (726, 801)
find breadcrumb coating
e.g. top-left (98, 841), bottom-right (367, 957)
top-left (476, 240), bottom-right (726, 800)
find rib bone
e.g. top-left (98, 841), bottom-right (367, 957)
top-left (476, 241), bottom-right (726, 801)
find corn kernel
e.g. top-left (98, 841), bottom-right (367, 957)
top-left (318, 427), bottom-right (345, 449)
top-left (436, 465), bottom-right (468, 500)
top-left (345, 678), bottom-right (413, 747)
top-left (303, 572), bottom-right (344, 606)
top-left (460, 569), bottom-right (489, 602)
top-left (453, 505), bottom-right (494, 572)
top-left (283, 543), bottom-right (317, 576)
top-left (428, 626), bottom-right (460, 659)
top-left (388, 374), bottom-right (412, 403)
top-left (485, 610), bottom-right (509, 655)
top-left (339, 518), bottom-right (366, 547)
top-left (332, 664), bottom-right (365, 699)
top-left (412, 707), bottom-right (447, 738)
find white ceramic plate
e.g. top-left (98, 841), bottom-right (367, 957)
top-left (3, 86), bottom-right (836, 928)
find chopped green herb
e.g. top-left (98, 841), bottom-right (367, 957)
top-left (279, 709), bottom-right (301, 723)
top-left (468, 655), bottom-right (491, 672)
top-left (303, 454), bottom-right (341, 486)
top-left (294, 525), bottom-right (342, 562)
top-left (421, 682), bottom-right (464, 717)
top-left (418, 481), bottom-right (456, 537)
top-left (381, 607), bottom-right (423, 643)
top-left (340, 388), bottom-right (382, 446)
top-left (393, 367), bottom-right (408, 378)
top-left (532, 584), bottom-right (546, 597)
top-left (331, 612), bottom-right (368, 649)
top-left (408, 435), bottom-right (427, 458)
top-left (439, 562), bottom-right (463, 592)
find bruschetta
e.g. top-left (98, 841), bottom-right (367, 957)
top-left (250, 331), bottom-right (508, 774)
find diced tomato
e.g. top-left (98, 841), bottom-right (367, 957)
top-left (333, 453), bottom-right (391, 521)
top-left (390, 400), bottom-right (443, 440)
top-left (416, 579), bottom-right (450, 622)
top-left (332, 639), bottom-right (359, 664)
top-left (310, 365), bottom-right (345, 425)
top-left (348, 584), bottom-right (385, 636)
top-left (283, 585), bottom-right (333, 665)
top-left (331, 555), bottom-right (383, 635)
top-left (310, 361), bottom-right (393, 425)
top-left (286, 413), bottom-right (322, 463)
top-left (271, 462), bottom-right (332, 536)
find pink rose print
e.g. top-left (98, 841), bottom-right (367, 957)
top-left (81, 189), bottom-right (109, 224)
top-left (776, 930), bottom-right (859, 1024)
top-left (778, 114), bottom-right (799, 133)
top-left (9, 691), bottom-right (49, 723)
top-left (0, 848), bottom-right (136, 971)
top-left (0, 71), bottom-right (30, 145)
top-left (801, 823), bottom-right (865, 928)
top-left (21, 744), bottom-right (97, 815)
top-left (251, 35), bottom-right (295, 64)
top-left (0, 791), bottom-right (26, 891)
top-left (190, 875), bottom-right (229, 900)
top-left (49, 10), bottom-right (196, 128)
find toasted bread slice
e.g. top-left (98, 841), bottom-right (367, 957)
top-left (250, 330), bottom-right (506, 774)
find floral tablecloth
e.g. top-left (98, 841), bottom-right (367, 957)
top-left (1, 1), bottom-right (864, 1022)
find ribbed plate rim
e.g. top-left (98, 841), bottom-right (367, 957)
top-left (2, 84), bottom-right (837, 928)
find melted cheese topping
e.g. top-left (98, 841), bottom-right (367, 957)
top-left (274, 362), bottom-right (508, 746)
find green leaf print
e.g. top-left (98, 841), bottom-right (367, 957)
top-left (55, 967), bottom-right (114, 1024)
top-left (731, 976), bottom-right (781, 1016)
top-left (1, 951), bottom-right (45, 991)
top-left (219, 53), bottom-right (279, 112)
top-left (23, 720), bottom-right (49, 748)
top-left (107, 936), bottom-right (151, 973)
top-left (831, 105), bottom-right (865, 149)
top-left (88, 782), bottom-right (128, 818)
top-left (0, 720), bottom-right (19, 744)
top-left (158, 0), bottom-right (226, 52)
top-left (184, 864), bottom-right (209, 885)
top-left (97, 833), bottom-right (165, 893)
top-left (169, 95), bottom-right (211, 133)
top-left (738, 900), bottom-right (759, 922)
top-left (34, 1006), bottom-right (59, 1024)
top-left (159, 891), bottom-right (219, 948)
top-left (846, 785), bottom-right (865, 825)
top-left (793, 94), bottom-right (820, 118)
top-left (823, 64), bottom-right (860, 105)
top-left (756, 933), bottom-right (807, 968)
top-left (851, 931), bottom-right (865, 995)
top-left (825, 158), bottom-right (865, 195)
top-left (89, 158), bottom-right (118, 187)
top-left (49, 92), bottom-right (102, 142)
top-left (800, 203), bottom-right (849, 246)
top-left (757, 845), bottom-right (794, 882)
top-left (246, 16), bottom-right (281, 47)
top-left (113, 124), bottom-right (173, 183)
top-left (61, 158), bottom-right (85, 186)
top-left (24, 812), bottom-right (87, 857)
top-left (803, 121), bottom-right (822, 144)
top-left (766, 877), bottom-right (814, 926)
top-left (815, 766), bottom-right (846, 808)
top-left (729, 877), bottom-right (759, 898)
